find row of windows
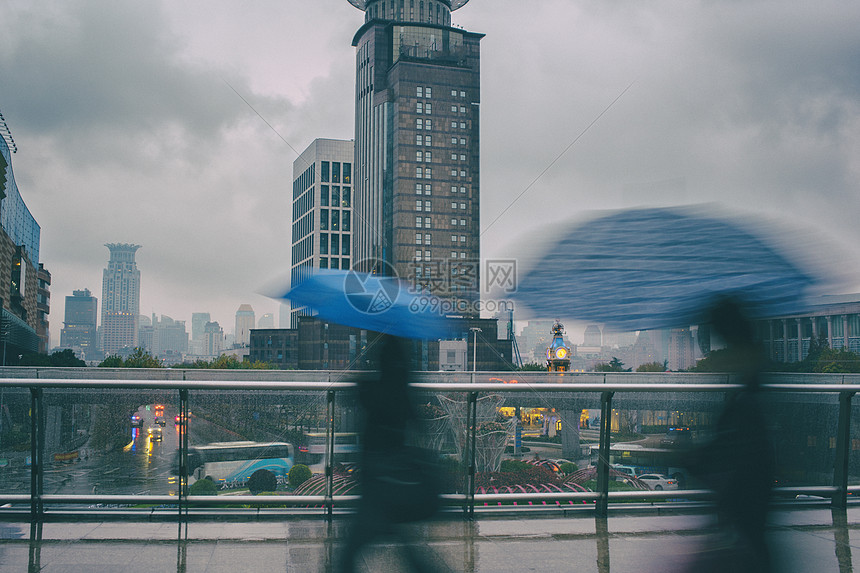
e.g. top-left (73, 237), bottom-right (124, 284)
top-left (414, 184), bottom-right (467, 196)
top-left (451, 105), bottom-right (468, 113)
top-left (416, 134), bottom-right (432, 146)
top-left (415, 150), bottom-right (432, 162)
top-left (451, 89), bottom-right (467, 98)
top-left (320, 161), bottom-right (351, 184)
top-left (292, 164), bottom-right (315, 200)
top-left (414, 200), bottom-right (467, 212)
top-left (415, 216), bottom-right (432, 228)
top-left (319, 257), bottom-right (350, 270)
top-left (414, 250), bottom-right (470, 261)
top-left (415, 233), bottom-right (432, 245)
top-left (320, 209), bottom-right (351, 232)
top-left (416, 118), bottom-right (432, 130)
top-left (415, 167), bottom-right (432, 179)
top-left (450, 234), bottom-right (467, 242)
top-left (319, 233), bottom-right (351, 256)
top-left (416, 102), bottom-right (433, 114)
top-left (416, 86), bottom-right (432, 98)
top-left (320, 185), bottom-right (351, 208)
top-left (451, 121), bottom-right (467, 129)
top-left (451, 137), bottom-right (467, 145)
top-left (292, 187), bottom-right (315, 221)
top-left (292, 211), bottom-right (313, 243)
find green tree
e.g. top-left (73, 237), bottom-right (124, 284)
top-left (98, 348), bottom-right (162, 368)
top-left (518, 362), bottom-right (547, 371)
top-left (636, 361), bottom-right (667, 373)
top-left (815, 348), bottom-right (860, 373)
top-left (19, 349), bottom-right (86, 367)
top-left (594, 357), bottom-right (630, 372)
top-left (98, 355), bottom-right (124, 368)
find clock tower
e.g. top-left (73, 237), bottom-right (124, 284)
top-left (546, 322), bottom-right (571, 372)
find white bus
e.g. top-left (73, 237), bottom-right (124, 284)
top-left (188, 441), bottom-right (295, 485)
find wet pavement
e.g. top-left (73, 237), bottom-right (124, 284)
top-left (1, 505), bottom-right (859, 572)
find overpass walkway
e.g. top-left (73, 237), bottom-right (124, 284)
top-left (1, 505), bottom-right (858, 572)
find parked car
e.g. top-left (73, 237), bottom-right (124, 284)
top-left (661, 427), bottom-right (693, 448)
top-left (637, 473), bottom-right (678, 491)
top-left (611, 464), bottom-right (645, 479)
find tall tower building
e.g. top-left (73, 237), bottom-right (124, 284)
top-left (101, 243), bottom-right (141, 355)
top-left (348, 0), bottom-right (482, 312)
top-left (291, 138), bottom-right (354, 327)
top-left (60, 289), bottom-right (98, 359)
top-left (234, 304), bottom-right (255, 347)
top-left (190, 312), bottom-right (210, 356)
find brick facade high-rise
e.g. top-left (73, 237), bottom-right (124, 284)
top-left (348, 0), bottom-right (482, 313)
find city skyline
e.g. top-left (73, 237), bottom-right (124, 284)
top-left (1, 1), bottom-right (858, 347)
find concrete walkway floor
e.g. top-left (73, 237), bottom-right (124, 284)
top-left (1, 506), bottom-right (859, 572)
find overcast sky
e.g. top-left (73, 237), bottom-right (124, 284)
top-left (1, 0), bottom-right (859, 347)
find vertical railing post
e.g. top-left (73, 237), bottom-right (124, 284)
top-left (178, 387), bottom-right (189, 523)
top-left (832, 390), bottom-right (854, 509)
top-left (325, 390), bottom-right (335, 520)
top-left (29, 387), bottom-right (44, 524)
top-left (466, 391), bottom-right (478, 519)
top-left (596, 391), bottom-right (614, 517)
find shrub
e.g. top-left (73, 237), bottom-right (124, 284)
top-left (560, 462), bottom-right (578, 475)
top-left (499, 459), bottom-right (532, 473)
top-left (288, 464), bottom-right (312, 488)
top-left (248, 469), bottom-right (277, 494)
top-left (188, 478), bottom-right (218, 495)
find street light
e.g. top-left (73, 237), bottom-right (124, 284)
top-left (469, 327), bottom-right (482, 372)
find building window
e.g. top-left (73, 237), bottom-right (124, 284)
top-left (460, 235), bottom-right (466, 242)
top-left (416, 232), bottom-right (423, 244)
top-left (425, 103), bottom-right (432, 114)
top-left (424, 216), bottom-right (431, 228)
top-left (460, 138), bottom-right (466, 145)
top-left (332, 162), bottom-right (341, 183)
top-left (450, 169), bottom-right (457, 176)
top-left (416, 150), bottom-right (423, 162)
top-left (331, 210), bottom-right (340, 230)
top-left (424, 233), bottom-right (431, 244)
top-left (460, 169), bottom-right (466, 177)
top-left (424, 200), bottom-right (431, 211)
top-left (321, 185), bottom-right (329, 206)
top-left (425, 119), bottom-right (432, 130)
top-left (342, 235), bottom-right (351, 256)
top-left (424, 135), bottom-right (431, 145)
top-left (332, 186), bottom-right (340, 206)
top-left (459, 202), bottom-right (466, 210)
top-left (320, 233), bottom-right (329, 255)
top-left (415, 250), bottom-right (422, 261)
top-left (321, 161), bottom-right (330, 182)
top-left (451, 185), bottom-right (457, 193)
top-left (330, 258), bottom-right (339, 270)
top-left (459, 186), bottom-right (466, 193)
top-left (460, 154), bottom-right (466, 161)
top-left (425, 87), bottom-right (432, 98)
top-left (460, 252), bottom-right (467, 259)
top-left (416, 167), bottom-right (423, 178)
top-left (416, 200), bottom-right (423, 211)
top-left (416, 118), bottom-right (423, 129)
top-left (320, 209), bottom-right (329, 230)
top-left (451, 137), bottom-right (457, 144)
top-left (320, 257), bottom-right (328, 268)
top-left (451, 251), bottom-right (457, 258)
top-left (451, 218), bottom-right (457, 225)
top-left (451, 105), bottom-right (457, 112)
top-left (451, 235), bottom-right (457, 242)
top-left (416, 134), bottom-right (423, 146)
top-left (424, 184), bottom-right (432, 195)
top-left (424, 168), bottom-right (432, 179)
top-left (460, 218), bottom-right (466, 226)
top-left (460, 91), bottom-right (466, 98)
top-left (416, 217), bottom-right (423, 228)
top-left (451, 89), bottom-right (457, 97)
top-left (417, 102), bottom-right (424, 114)
top-left (416, 183), bottom-right (423, 194)
top-left (342, 211), bottom-right (350, 231)
top-left (459, 106), bottom-right (466, 113)
top-left (451, 201), bottom-right (457, 209)
top-left (417, 86), bottom-right (423, 97)
top-left (343, 163), bottom-right (351, 184)
top-left (459, 122), bottom-right (466, 129)
top-left (451, 153), bottom-right (457, 160)
top-left (425, 151), bottom-right (432, 162)
top-left (342, 187), bottom-right (351, 207)
top-left (451, 121), bottom-right (457, 128)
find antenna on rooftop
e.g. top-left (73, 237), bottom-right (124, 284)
top-left (0, 110), bottom-right (18, 153)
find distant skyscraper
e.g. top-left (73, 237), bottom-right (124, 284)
top-left (152, 314), bottom-right (188, 360)
top-left (348, 0), bottom-right (482, 311)
top-left (60, 288), bottom-right (98, 358)
top-left (191, 312), bottom-right (210, 356)
top-left (203, 321), bottom-right (224, 358)
top-left (258, 312), bottom-right (275, 329)
top-left (234, 304), bottom-right (255, 347)
top-left (101, 243), bottom-right (141, 355)
top-left (291, 138), bottom-right (354, 327)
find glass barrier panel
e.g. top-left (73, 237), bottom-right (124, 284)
top-left (0, 388), bottom-right (31, 497)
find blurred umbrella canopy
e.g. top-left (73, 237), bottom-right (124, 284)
top-left (265, 268), bottom-right (451, 340)
top-left (512, 206), bottom-right (821, 332)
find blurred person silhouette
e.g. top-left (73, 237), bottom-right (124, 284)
top-left (686, 296), bottom-right (774, 572)
top-left (338, 335), bottom-right (442, 573)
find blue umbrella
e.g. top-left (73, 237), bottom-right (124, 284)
top-left (512, 206), bottom-right (820, 331)
top-left (266, 268), bottom-right (451, 340)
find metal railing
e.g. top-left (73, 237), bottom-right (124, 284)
top-left (1, 371), bottom-right (859, 522)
